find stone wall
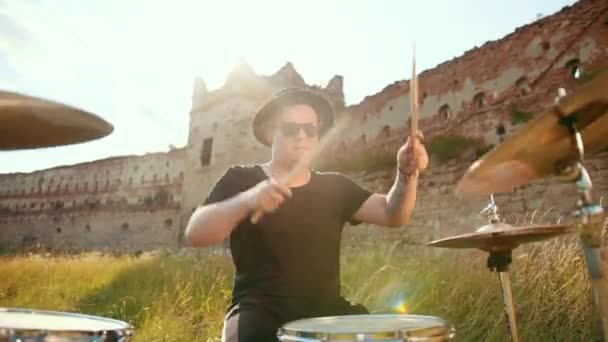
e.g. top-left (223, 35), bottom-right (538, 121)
top-left (329, 0), bottom-right (608, 159)
top-left (343, 150), bottom-right (608, 247)
top-left (0, 149), bottom-right (184, 251)
top-left (0, 209), bottom-right (180, 252)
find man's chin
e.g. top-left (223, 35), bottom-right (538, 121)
top-left (287, 152), bottom-right (312, 164)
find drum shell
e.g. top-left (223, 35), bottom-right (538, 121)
top-left (278, 314), bottom-right (455, 342)
top-left (0, 308), bottom-right (133, 342)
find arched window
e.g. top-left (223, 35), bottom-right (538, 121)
top-left (473, 92), bottom-right (486, 108)
top-left (381, 126), bottom-right (390, 138)
top-left (565, 58), bottom-right (581, 79)
top-left (496, 123), bottom-right (506, 136)
top-left (438, 104), bottom-right (452, 119)
top-left (515, 77), bottom-right (531, 96)
top-left (541, 41), bottom-right (550, 51)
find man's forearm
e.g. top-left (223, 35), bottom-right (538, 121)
top-left (185, 193), bottom-right (251, 247)
top-left (385, 171), bottom-right (418, 225)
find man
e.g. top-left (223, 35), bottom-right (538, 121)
top-left (185, 88), bottom-right (428, 341)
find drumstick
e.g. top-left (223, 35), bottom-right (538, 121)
top-left (410, 44), bottom-right (419, 138)
top-left (250, 118), bottom-right (350, 224)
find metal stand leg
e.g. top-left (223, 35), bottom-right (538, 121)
top-left (556, 114), bottom-right (608, 340)
top-left (488, 251), bottom-right (520, 342)
top-left (583, 245), bottom-right (608, 340)
top-left (564, 161), bottom-right (608, 341)
top-left (576, 201), bottom-right (608, 341)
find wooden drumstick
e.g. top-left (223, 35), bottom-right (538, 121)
top-left (410, 44), bottom-right (419, 138)
top-left (250, 118), bottom-right (350, 224)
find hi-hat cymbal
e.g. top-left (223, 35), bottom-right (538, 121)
top-left (426, 223), bottom-right (574, 253)
top-left (0, 90), bottom-right (113, 150)
top-left (456, 72), bottom-right (608, 197)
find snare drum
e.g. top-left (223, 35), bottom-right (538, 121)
top-left (0, 308), bottom-right (133, 342)
top-left (278, 314), bottom-right (454, 342)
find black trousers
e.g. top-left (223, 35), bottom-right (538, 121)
top-left (221, 295), bottom-right (368, 342)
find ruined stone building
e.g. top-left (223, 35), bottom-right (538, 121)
top-left (1, 0), bottom-right (607, 251)
top-left (0, 150), bottom-right (185, 251)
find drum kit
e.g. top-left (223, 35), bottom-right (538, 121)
top-left (1, 68), bottom-right (608, 340)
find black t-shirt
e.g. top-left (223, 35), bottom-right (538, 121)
top-left (204, 165), bottom-right (372, 304)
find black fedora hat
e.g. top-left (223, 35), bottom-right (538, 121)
top-left (252, 88), bottom-right (334, 146)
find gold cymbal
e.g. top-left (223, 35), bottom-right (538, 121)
top-left (426, 223), bottom-right (574, 253)
top-left (0, 90), bottom-right (113, 150)
top-left (456, 72), bottom-right (608, 197)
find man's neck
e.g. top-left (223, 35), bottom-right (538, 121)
top-left (264, 159), bottom-right (311, 187)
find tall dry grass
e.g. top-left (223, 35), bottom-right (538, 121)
top-left (341, 236), bottom-right (597, 341)
top-left (0, 235), bottom-right (601, 341)
top-left (0, 250), bottom-right (233, 342)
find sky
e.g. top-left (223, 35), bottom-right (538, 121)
top-left (0, 0), bottom-right (577, 174)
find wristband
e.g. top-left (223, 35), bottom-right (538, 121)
top-left (398, 167), bottom-right (418, 179)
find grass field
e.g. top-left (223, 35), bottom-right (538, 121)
top-left (0, 236), bottom-right (601, 341)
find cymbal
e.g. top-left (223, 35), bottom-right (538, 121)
top-left (0, 90), bottom-right (113, 150)
top-left (456, 72), bottom-right (608, 197)
top-left (426, 223), bottom-right (574, 253)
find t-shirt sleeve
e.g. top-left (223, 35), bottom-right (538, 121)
top-left (202, 167), bottom-right (238, 206)
top-left (336, 174), bottom-right (373, 225)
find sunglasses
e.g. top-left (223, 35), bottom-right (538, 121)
top-left (278, 122), bottom-right (319, 137)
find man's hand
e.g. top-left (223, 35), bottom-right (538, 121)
top-left (185, 178), bottom-right (292, 246)
top-left (397, 131), bottom-right (428, 175)
top-left (245, 179), bottom-right (292, 221)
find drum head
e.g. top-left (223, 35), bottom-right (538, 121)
top-left (278, 314), bottom-right (454, 341)
top-left (0, 307), bottom-right (132, 339)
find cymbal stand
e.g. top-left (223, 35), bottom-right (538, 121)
top-left (487, 250), bottom-right (520, 342)
top-left (568, 161), bottom-right (607, 339)
top-left (480, 194), bottom-right (500, 224)
top-left (481, 196), bottom-right (520, 342)
top-left (557, 103), bottom-right (608, 340)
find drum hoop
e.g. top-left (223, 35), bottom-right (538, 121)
top-left (0, 307), bottom-right (133, 338)
top-left (278, 314), bottom-right (455, 341)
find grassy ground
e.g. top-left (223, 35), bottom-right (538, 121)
top-left (0, 237), bottom-right (600, 341)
